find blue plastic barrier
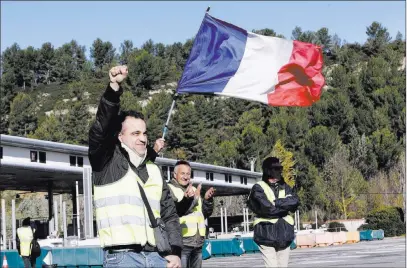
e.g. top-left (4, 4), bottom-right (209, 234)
top-left (241, 237), bottom-right (260, 253)
top-left (359, 230), bottom-right (373, 241)
top-left (0, 248), bottom-right (50, 268)
top-left (290, 239), bottom-right (297, 250)
top-left (372, 229), bottom-right (384, 240)
top-left (51, 246), bottom-right (104, 266)
top-left (231, 238), bottom-right (245, 256)
top-left (202, 240), bottom-right (212, 260)
top-left (210, 238), bottom-right (244, 256)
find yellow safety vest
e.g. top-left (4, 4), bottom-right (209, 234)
top-left (93, 162), bottom-right (163, 248)
top-left (252, 181), bottom-right (294, 226)
top-left (168, 184), bottom-right (206, 237)
top-left (17, 226), bottom-right (33, 256)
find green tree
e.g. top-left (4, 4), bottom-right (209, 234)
top-left (291, 26), bottom-right (303, 40)
top-left (62, 101), bottom-right (92, 145)
top-left (364, 22), bottom-right (391, 55)
top-left (329, 65), bottom-right (349, 89)
top-left (120, 91), bottom-right (142, 112)
top-left (143, 91), bottom-right (173, 145)
top-left (371, 128), bottom-right (401, 170)
top-left (323, 146), bottom-right (368, 219)
top-left (348, 126), bottom-right (378, 179)
top-left (304, 126), bottom-right (341, 168)
top-left (127, 50), bottom-right (170, 91)
top-left (0, 96), bottom-right (10, 134)
top-left (269, 140), bottom-right (296, 188)
top-left (253, 28), bottom-right (284, 38)
top-left (119, 40), bottom-right (134, 64)
top-left (360, 56), bottom-right (391, 94)
top-left (28, 115), bottom-right (65, 142)
top-left (37, 42), bottom-right (56, 84)
top-left (315, 27), bottom-right (332, 48)
top-left (90, 38), bottom-right (116, 70)
top-left (8, 93), bottom-right (37, 136)
top-left (213, 140), bottom-right (240, 168)
top-left (53, 40), bottom-right (86, 83)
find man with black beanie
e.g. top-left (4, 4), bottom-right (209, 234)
top-left (247, 157), bottom-right (300, 267)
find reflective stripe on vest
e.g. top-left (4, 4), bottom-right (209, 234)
top-left (17, 227), bottom-right (33, 256)
top-left (93, 162), bottom-right (163, 248)
top-left (253, 181), bottom-right (294, 226)
top-left (168, 184), bottom-right (184, 202)
top-left (168, 184), bottom-right (206, 237)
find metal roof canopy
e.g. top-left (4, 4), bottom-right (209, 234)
top-left (0, 160), bottom-right (248, 196)
top-left (0, 134), bottom-right (259, 195)
top-left (0, 159), bottom-right (83, 193)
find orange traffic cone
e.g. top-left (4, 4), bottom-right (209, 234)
top-left (2, 255), bottom-right (8, 268)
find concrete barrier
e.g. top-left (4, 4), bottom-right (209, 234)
top-left (345, 231), bottom-right (360, 243)
top-left (315, 233), bottom-right (331, 247)
top-left (332, 232), bottom-right (347, 245)
top-left (296, 234), bottom-right (316, 248)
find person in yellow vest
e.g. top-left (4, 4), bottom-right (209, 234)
top-left (16, 217), bottom-right (36, 268)
top-left (247, 157), bottom-right (300, 268)
top-left (88, 65), bottom-right (182, 268)
top-left (168, 160), bottom-right (214, 268)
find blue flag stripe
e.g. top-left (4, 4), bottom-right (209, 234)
top-left (177, 14), bottom-right (248, 94)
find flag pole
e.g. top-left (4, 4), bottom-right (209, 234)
top-left (161, 6), bottom-right (211, 140)
top-left (162, 94), bottom-right (178, 139)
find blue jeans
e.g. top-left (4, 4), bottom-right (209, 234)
top-left (103, 251), bottom-right (167, 268)
top-left (22, 256), bottom-right (36, 268)
top-left (181, 246), bottom-right (202, 268)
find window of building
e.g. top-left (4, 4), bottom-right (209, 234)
top-left (191, 170), bottom-right (194, 178)
top-left (39, 151), bottom-right (46, 163)
top-left (77, 157), bottom-right (83, 167)
top-left (30, 151), bottom-right (38, 162)
top-left (240, 176), bottom-right (247, 184)
top-left (70, 156), bottom-right (76, 166)
top-left (244, 177), bottom-right (247, 185)
top-left (0, 147), bottom-right (2, 159)
top-left (225, 174), bottom-right (229, 182)
top-left (228, 174), bottom-right (232, 183)
top-left (70, 155), bottom-right (84, 167)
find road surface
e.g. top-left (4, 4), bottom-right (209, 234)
top-left (203, 237), bottom-right (406, 267)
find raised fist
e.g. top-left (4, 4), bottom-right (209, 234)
top-left (153, 138), bottom-right (165, 154)
top-left (109, 65), bottom-right (128, 84)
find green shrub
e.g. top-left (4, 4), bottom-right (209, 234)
top-left (327, 221), bottom-right (348, 232)
top-left (358, 207), bottom-right (405, 237)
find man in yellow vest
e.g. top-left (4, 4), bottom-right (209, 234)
top-left (168, 160), bottom-right (214, 268)
top-left (17, 217), bottom-right (36, 268)
top-left (247, 157), bottom-right (299, 268)
top-left (89, 65), bottom-right (182, 268)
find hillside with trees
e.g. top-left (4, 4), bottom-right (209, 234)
top-left (1, 21), bottom-right (405, 226)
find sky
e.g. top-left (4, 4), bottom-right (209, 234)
top-left (1, 1), bottom-right (405, 57)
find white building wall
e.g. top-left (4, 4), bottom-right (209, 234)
top-left (1, 143), bottom-right (260, 191)
top-left (2, 145), bottom-right (91, 168)
top-left (337, 219), bottom-right (366, 232)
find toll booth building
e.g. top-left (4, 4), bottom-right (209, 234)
top-left (0, 134), bottom-right (264, 249)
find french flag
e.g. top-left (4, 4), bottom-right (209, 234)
top-left (177, 13), bottom-right (325, 107)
